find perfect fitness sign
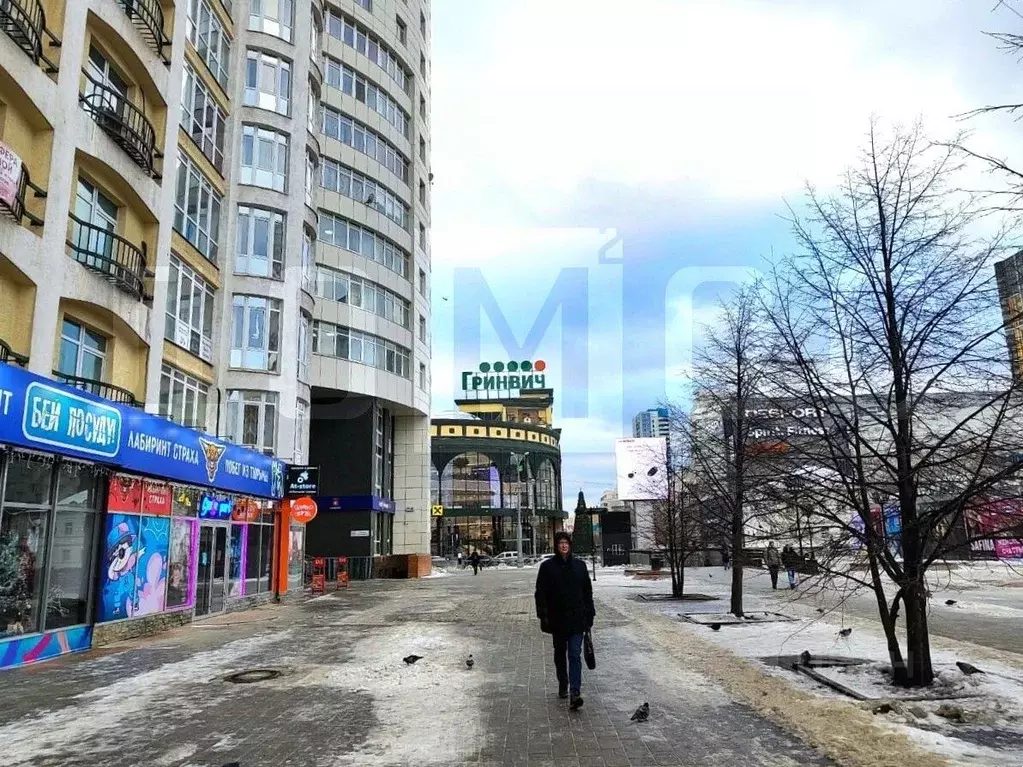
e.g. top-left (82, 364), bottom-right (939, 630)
top-left (0, 364), bottom-right (285, 498)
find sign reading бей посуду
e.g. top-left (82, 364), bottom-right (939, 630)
top-left (461, 360), bottom-right (548, 393)
top-left (0, 362), bottom-right (285, 499)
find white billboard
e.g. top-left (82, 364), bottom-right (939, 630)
top-left (615, 437), bottom-right (668, 501)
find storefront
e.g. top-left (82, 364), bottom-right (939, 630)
top-left (0, 363), bottom-right (290, 670)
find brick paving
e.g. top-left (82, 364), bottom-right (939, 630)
top-left (0, 569), bottom-right (831, 766)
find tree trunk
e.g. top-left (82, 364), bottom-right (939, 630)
top-left (866, 547), bottom-right (909, 686)
top-left (902, 581), bottom-right (934, 687)
top-left (730, 517), bottom-right (744, 617)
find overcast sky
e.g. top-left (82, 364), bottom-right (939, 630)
top-left (427, 0), bottom-right (1022, 511)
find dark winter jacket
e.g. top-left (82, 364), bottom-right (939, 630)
top-left (765, 546), bottom-right (782, 567)
top-left (534, 553), bottom-right (595, 636)
top-left (781, 548), bottom-right (799, 569)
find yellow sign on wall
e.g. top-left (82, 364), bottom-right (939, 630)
top-left (431, 505), bottom-right (444, 517)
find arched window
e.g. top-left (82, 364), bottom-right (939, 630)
top-left (536, 458), bottom-right (557, 509)
top-left (440, 452), bottom-right (499, 509)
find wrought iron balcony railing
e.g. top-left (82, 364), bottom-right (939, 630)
top-left (66, 213), bottom-right (148, 300)
top-left (0, 338), bottom-right (28, 366)
top-left (0, 166), bottom-right (45, 226)
top-left (115, 0), bottom-right (170, 64)
top-left (0, 0), bottom-right (60, 72)
top-left (79, 71), bottom-right (161, 178)
top-left (53, 371), bottom-right (138, 406)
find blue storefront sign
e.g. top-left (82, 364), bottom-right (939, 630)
top-left (318, 495), bottom-right (395, 513)
top-left (0, 364), bottom-right (284, 499)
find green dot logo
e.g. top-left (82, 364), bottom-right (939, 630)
top-left (479, 362), bottom-right (491, 373)
top-left (508, 361), bottom-right (519, 372)
top-left (520, 361), bottom-right (533, 371)
top-left (493, 362), bottom-right (505, 372)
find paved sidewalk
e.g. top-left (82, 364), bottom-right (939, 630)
top-left (0, 568), bottom-right (831, 767)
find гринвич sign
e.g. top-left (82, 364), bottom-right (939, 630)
top-left (1, 364), bottom-right (285, 499)
top-left (461, 359), bottom-right (547, 393)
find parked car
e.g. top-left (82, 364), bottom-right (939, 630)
top-left (493, 551), bottom-right (521, 564)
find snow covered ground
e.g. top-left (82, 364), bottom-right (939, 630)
top-left (595, 566), bottom-right (1023, 766)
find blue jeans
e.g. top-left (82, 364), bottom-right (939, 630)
top-left (554, 633), bottom-right (584, 696)
top-left (788, 569), bottom-right (798, 588)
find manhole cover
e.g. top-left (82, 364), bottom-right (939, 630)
top-left (224, 669), bottom-right (282, 684)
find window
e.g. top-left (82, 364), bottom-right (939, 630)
top-left (244, 51), bottom-right (291, 115)
top-left (316, 266), bottom-right (410, 327)
top-left (419, 136), bottom-right (426, 163)
top-left (418, 314), bottom-right (426, 342)
top-left (418, 268), bottom-right (426, 296)
top-left (419, 180), bottom-right (426, 206)
top-left (307, 86), bottom-right (318, 134)
top-left (240, 126), bottom-right (288, 192)
top-left (420, 52), bottom-right (426, 77)
top-left (320, 106), bottom-right (409, 184)
top-left (174, 152), bottom-right (223, 263)
top-left (302, 228), bottom-right (315, 292)
top-left (418, 222), bottom-right (426, 250)
top-left (180, 64), bottom-right (227, 172)
top-left (320, 158), bottom-right (408, 229)
top-left (356, 0), bottom-right (372, 12)
top-left (236, 206), bottom-right (285, 279)
top-left (396, 16), bottom-right (406, 44)
top-left (226, 391), bottom-right (278, 454)
top-left (58, 319), bottom-right (106, 381)
top-left (231, 295), bottom-right (282, 371)
top-left (244, 516), bottom-right (274, 593)
top-left (294, 401), bottom-right (308, 463)
top-left (85, 45), bottom-right (127, 104)
top-left (249, 0), bottom-right (293, 42)
top-left (159, 364), bottom-right (209, 429)
top-left (313, 321), bottom-right (411, 378)
top-left (419, 362), bottom-right (426, 389)
top-left (298, 312), bottom-right (311, 382)
top-left (71, 179), bottom-right (117, 263)
top-left (325, 9), bottom-right (409, 93)
top-left (305, 153), bottom-right (315, 207)
top-left (165, 255), bottom-right (215, 361)
top-left (317, 211), bottom-right (410, 278)
top-left (186, 0), bottom-right (230, 87)
top-left (374, 407), bottom-right (385, 495)
top-left (323, 57), bottom-right (410, 137)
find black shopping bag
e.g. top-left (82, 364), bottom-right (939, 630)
top-left (584, 631), bottom-right (596, 670)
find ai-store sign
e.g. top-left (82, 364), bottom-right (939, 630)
top-left (0, 363), bottom-right (285, 498)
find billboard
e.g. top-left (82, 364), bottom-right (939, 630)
top-left (615, 438), bottom-right (667, 501)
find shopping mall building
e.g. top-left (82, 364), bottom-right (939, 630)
top-left (430, 370), bottom-right (566, 558)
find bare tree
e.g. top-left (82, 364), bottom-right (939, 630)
top-left (762, 121), bottom-right (1023, 687)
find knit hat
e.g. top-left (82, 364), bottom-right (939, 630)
top-left (554, 531), bottom-right (572, 547)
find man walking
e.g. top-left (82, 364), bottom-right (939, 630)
top-left (765, 542), bottom-right (781, 589)
top-left (535, 531), bottom-right (595, 710)
top-left (470, 550), bottom-right (481, 575)
top-left (782, 545), bottom-right (799, 590)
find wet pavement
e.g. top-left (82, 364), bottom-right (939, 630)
top-left (0, 568), bottom-right (832, 766)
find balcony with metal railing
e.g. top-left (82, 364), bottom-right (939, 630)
top-left (52, 370), bottom-right (138, 406)
top-left (0, 0), bottom-right (60, 72)
top-left (114, 0), bottom-right (170, 64)
top-left (0, 338), bottom-right (28, 366)
top-left (0, 165), bottom-right (45, 226)
top-left (79, 71), bottom-right (161, 178)
top-left (66, 213), bottom-right (149, 300)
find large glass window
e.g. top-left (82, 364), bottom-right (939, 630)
top-left (226, 391), bottom-right (279, 455)
top-left (441, 452), bottom-right (501, 510)
top-left (317, 211), bottom-right (409, 278)
top-left (180, 64), bottom-right (227, 172)
top-left (46, 464), bottom-right (100, 630)
top-left (185, 0), bottom-right (230, 87)
top-left (301, 228), bottom-right (316, 293)
top-left (305, 153), bottom-right (315, 208)
top-left (325, 9), bottom-right (409, 93)
top-left (159, 364), bottom-right (210, 430)
top-left (323, 57), bottom-right (409, 138)
top-left (58, 319), bottom-right (106, 382)
top-left (240, 126), bottom-right (288, 192)
top-left (320, 105), bottom-right (409, 184)
top-left (244, 520), bottom-right (274, 593)
top-left (320, 158), bottom-right (408, 229)
top-left (315, 265), bottom-right (410, 327)
top-left (312, 321), bottom-right (411, 378)
top-left (231, 295), bottom-right (281, 371)
top-left (298, 313), bottom-right (311, 383)
top-left (71, 179), bottom-right (117, 265)
top-left (244, 51), bottom-right (291, 114)
top-left (236, 206), bottom-right (285, 279)
top-left (288, 527), bottom-right (304, 588)
top-left (165, 254), bottom-right (215, 362)
top-left (174, 152), bottom-right (223, 263)
top-left (249, 0), bottom-right (293, 42)
top-left (294, 400), bottom-right (308, 463)
top-left (165, 518), bottom-right (194, 609)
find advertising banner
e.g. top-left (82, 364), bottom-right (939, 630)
top-left (0, 141), bottom-right (21, 210)
top-left (0, 363), bottom-right (285, 498)
top-left (615, 438), bottom-right (667, 501)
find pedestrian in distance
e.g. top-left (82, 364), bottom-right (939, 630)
top-left (535, 531), bottom-right (595, 711)
top-left (470, 550), bottom-right (481, 575)
top-left (457, 550), bottom-right (463, 569)
top-left (765, 542), bottom-right (781, 589)
top-left (782, 545), bottom-right (799, 589)
top-left (721, 544), bottom-right (731, 570)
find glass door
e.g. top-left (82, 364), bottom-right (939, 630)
top-left (210, 526), bottom-right (227, 612)
top-left (195, 525), bottom-right (214, 616)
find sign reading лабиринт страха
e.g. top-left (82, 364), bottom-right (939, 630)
top-left (0, 364), bottom-right (285, 499)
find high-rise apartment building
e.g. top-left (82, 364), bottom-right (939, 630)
top-left (0, 0), bottom-right (432, 617)
top-left (632, 407), bottom-right (669, 441)
top-left (995, 250), bottom-right (1023, 380)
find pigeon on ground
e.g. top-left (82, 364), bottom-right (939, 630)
top-left (709, 623), bottom-right (721, 631)
top-left (466, 654), bottom-right (474, 669)
top-left (956, 661), bottom-right (984, 676)
top-left (816, 608), bottom-right (825, 614)
top-left (800, 650), bottom-right (813, 666)
top-left (838, 628), bottom-right (852, 638)
top-left (631, 702), bottom-right (650, 722)
top-left (945, 599), bottom-right (957, 606)
top-left (403, 654), bottom-right (424, 665)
